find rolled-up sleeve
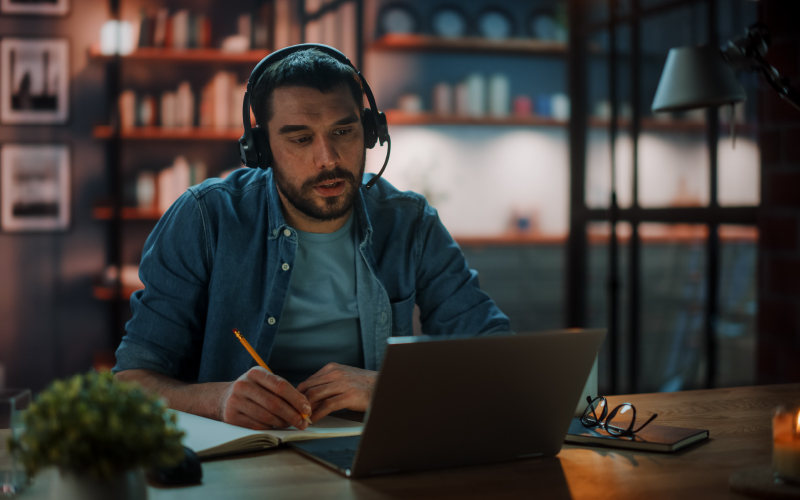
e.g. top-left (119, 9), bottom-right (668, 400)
top-left (113, 191), bottom-right (211, 380)
top-left (414, 203), bottom-right (511, 336)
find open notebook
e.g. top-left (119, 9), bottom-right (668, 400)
top-left (174, 410), bottom-right (364, 459)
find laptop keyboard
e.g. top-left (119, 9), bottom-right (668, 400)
top-left (315, 447), bottom-right (357, 469)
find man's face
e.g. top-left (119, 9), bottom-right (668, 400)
top-left (267, 84), bottom-right (365, 223)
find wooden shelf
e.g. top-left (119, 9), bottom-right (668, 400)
top-left (456, 226), bottom-right (757, 247)
top-left (590, 117), bottom-right (706, 132)
top-left (589, 118), bottom-right (757, 134)
top-left (456, 234), bottom-right (567, 246)
top-left (93, 206), bottom-right (162, 220)
top-left (385, 110), bottom-right (566, 127)
top-left (384, 112), bottom-right (753, 133)
top-left (92, 284), bottom-right (143, 301)
top-left (370, 34), bottom-right (568, 56)
top-left (89, 44), bottom-right (271, 63)
top-left (93, 125), bottom-right (242, 140)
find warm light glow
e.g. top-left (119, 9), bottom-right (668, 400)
top-left (796, 411), bottom-right (799, 434)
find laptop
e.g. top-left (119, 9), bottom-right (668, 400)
top-left (289, 329), bottom-right (606, 478)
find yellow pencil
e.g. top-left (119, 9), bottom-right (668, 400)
top-left (233, 329), bottom-right (312, 425)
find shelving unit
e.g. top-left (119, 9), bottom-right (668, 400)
top-left (93, 1), bottom-right (276, 339)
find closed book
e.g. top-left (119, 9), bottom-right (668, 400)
top-left (188, 12), bottom-right (199, 49)
top-left (137, 9), bottom-right (151, 48)
top-left (160, 91), bottom-right (177, 128)
top-left (199, 82), bottom-right (213, 128)
top-left (172, 156), bottom-right (191, 197)
top-left (565, 417), bottom-right (709, 453)
top-left (153, 8), bottom-right (169, 48)
top-left (172, 10), bottom-right (189, 49)
top-left (119, 90), bottom-right (136, 130)
top-left (157, 166), bottom-right (175, 213)
top-left (212, 71), bottom-right (233, 129)
top-left (190, 161), bottom-right (207, 187)
top-left (175, 81), bottom-right (194, 128)
top-left (231, 83), bottom-right (247, 129)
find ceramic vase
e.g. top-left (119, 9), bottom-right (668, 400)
top-left (51, 468), bottom-right (147, 500)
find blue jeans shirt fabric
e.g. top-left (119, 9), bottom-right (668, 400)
top-left (113, 168), bottom-right (511, 383)
top-left (268, 212), bottom-right (363, 386)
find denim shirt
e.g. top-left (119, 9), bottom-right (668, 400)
top-left (113, 168), bottom-right (510, 383)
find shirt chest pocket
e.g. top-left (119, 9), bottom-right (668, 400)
top-left (389, 292), bottom-right (416, 337)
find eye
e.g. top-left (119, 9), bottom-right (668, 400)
top-left (334, 127), bottom-right (353, 136)
top-left (293, 135), bottom-right (311, 144)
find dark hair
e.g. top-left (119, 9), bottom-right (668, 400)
top-left (249, 48), bottom-right (364, 129)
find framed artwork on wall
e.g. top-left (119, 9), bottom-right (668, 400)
top-left (1, 144), bottom-right (70, 232)
top-left (0, 0), bottom-right (69, 16)
top-left (0, 38), bottom-right (69, 124)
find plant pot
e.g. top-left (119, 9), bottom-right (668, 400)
top-left (51, 468), bottom-right (147, 500)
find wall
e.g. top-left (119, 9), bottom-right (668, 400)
top-left (757, 0), bottom-right (800, 384)
top-left (0, 0), bottom-right (110, 391)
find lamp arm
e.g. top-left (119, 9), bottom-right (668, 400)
top-left (754, 55), bottom-right (800, 113)
top-left (723, 23), bottom-right (800, 113)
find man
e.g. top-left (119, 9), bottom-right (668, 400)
top-left (114, 48), bottom-right (509, 431)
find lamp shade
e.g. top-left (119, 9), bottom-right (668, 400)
top-left (652, 45), bottom-right (746, 112)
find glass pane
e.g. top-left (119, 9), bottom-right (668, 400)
top-left (716, 1), bottom-right (761, 207)
top-left (716, 225), bottom-right (758, 387)
top-left (641, 0), bottom-right (683, 9)
top-left (587, 221), bottom-right (632, 395)
top-left (716, 0), bottom-right (760, 43)
top-left (586, 25), bottom-right (634, 210)
top-left (640, 223), bottom-right (707, 393)
top-left (718, 109), bottom-right (760, 206)
top-left (587, 0), bottom-right (609, 25)
top-left (460, 243), bottom-right (565, 333)
top-left (639, 4), bottom-right (710, 208)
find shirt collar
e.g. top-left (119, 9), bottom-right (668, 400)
top-left (266, 170), bottom-right (374, 243)
top-left (267, 170), bottom-right (290, 240)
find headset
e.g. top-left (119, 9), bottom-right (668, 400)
top-left (238, 43), bottom-right (391, 190)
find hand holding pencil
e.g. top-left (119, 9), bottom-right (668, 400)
top-left (224, 329), bottom-right (313, 427)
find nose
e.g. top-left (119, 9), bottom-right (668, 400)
top-left (314, 135), bottom-right (340, 170)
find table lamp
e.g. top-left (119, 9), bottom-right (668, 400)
top-left (652, 24), bottom-right (800, 115)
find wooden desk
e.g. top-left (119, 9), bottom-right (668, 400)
top-left (20, 384), bottom-right (800, 499)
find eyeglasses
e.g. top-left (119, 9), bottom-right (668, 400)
top-left (580, 396), bottom-right (658, 437)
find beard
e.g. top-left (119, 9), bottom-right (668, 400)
top-left (272, 152), bottom-right (366, 222)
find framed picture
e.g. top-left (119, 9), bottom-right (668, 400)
top-left (0, 0), bottom-right (69, 16)
top-left (1, 144), bottom-right (70, 232)
top-left (0, 38), bottom-right (69, 124)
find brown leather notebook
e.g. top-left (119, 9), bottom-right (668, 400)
top-left (564, 417), bottom-right (709, 452)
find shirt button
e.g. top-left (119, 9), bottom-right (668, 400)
top-left (380, 312), bottom-right (388, 324)
top-left (268, 317), bottom-right (276, 325)
top-left (281, 263), bottom-right (290, 271)
top-left (283, 229), bottom-right (292, 237)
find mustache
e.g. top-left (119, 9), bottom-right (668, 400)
top-left (302, 167), bottom-right (357, 190)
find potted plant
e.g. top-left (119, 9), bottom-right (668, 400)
top-left (7, 371), bottom-right (185, 500)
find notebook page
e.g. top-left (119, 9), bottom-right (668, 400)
top-left (174, 410), bottom-right (363, 453)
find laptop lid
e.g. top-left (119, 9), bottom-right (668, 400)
top-left (335, 329), bottom-right (605, 477)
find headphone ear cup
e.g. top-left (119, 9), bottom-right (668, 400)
top-left (252, 126), bottom-right (272, 169)
top-left (362, 108), bottom-right (378, 149)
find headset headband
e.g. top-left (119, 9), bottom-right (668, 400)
top-left (240, 43), bottom-right (390, 189)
